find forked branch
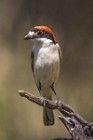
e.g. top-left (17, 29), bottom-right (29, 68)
top-left (18, 90), bottom-right (93, 140)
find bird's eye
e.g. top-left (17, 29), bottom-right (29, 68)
top-left (37, 31), bottom-right (42, 36)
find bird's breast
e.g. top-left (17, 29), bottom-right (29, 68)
top-left (33, 44), bottom-right (59, 68)
top-left (32, 44), bottom-right (60, 84)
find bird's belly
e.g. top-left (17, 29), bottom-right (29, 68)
top-left (34, 55), bottom-right (59, 87)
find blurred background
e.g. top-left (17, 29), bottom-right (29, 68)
top-left (0, 0), bottom-right (93, 139)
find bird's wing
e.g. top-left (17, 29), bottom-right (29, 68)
top-left (31, 51), bottom-right (34, 72)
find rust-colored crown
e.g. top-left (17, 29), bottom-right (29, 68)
top-left (34, 26), bottom-right (57, 43)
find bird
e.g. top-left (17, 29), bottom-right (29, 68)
top-left (24, 25), bottom-right (62, 125)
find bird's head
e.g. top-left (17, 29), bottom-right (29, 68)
top-left (24, 25), bottom-right (57, 44)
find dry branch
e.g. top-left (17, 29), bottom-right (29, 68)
top-left (18, 90), bottom-right (93, 140)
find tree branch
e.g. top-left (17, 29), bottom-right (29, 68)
top-left (18, 90), bottom-right (93, 140)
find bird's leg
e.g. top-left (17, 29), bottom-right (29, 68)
top-left (51, 83), bottom-right (59, 100)
top-left (51, 83), bottom-right (63, 106)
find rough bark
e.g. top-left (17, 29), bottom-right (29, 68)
top-left (18, 90), bottom-right (93, 140)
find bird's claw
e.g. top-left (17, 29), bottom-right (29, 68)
top-left (40, 97), bottom-right (47, 106)
top-left (55, 99), bottom-right (62, 107)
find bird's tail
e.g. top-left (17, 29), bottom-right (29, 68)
top-left (43, 95), bottom-right (54, 125)
top-left (43, 106), bottom-right (54, 125)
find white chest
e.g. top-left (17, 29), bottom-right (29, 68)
top-left (32, 43), bottom-right (59, 68)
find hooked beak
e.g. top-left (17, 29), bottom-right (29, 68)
top-left (24, 31), bottom-right (35, 40)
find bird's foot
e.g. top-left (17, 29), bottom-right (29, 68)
top-left (40, 96), bottom-right (47, 106)
top-left (55, 98), bottom-right (62, 108)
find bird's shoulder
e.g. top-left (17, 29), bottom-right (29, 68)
top-left (56, 43), bottom-right (62, 60)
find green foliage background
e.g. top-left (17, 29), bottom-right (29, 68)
top-left (0, 0), bottom-right (93, 139)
